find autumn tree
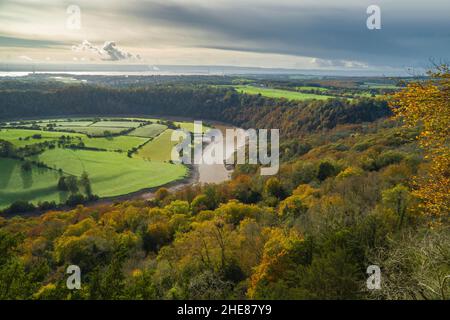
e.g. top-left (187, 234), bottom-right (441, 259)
top-left (389, 65), bottom-right (450, 219)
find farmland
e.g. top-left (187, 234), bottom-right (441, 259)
top-left (56, 126), bottom-right (127, 136)
top-left (0, 117), bottom-right (194, 209)
top-left (0, 158), bottom-right (66, 208)
top-left (0, 128), bottom-right (84, 147)
top-left (82, 135), bottom-right (148, 151)
top-left (90, 121), bottom-right (144, 128)
top-left (128, 123), bottom-right (168, 138)
top-left (30, 148), bottom-right (186, 198)
top-left (360, 82), bottom-right (400, 89)
top-left (296, 86), bottom-right (329, 92)
top-left (136, 129), bottom-right (178, 162)
top-left (233, 85), bottom-right (335, 100)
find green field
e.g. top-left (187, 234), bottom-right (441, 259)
top-left (82, 135), bottom-right (149, 151)
top-left (0, 128), bottom-right (83, 147)
top-left (137, 129), bottom-right (179, 161)
top-left (355, 91), bottom-right (380, 98)
top-left (29, 148), bottom-right (187, 199)
top-left (45, 121), bottom-right (94, 127)
top-left (55, 126), bottom-right (127, 136)
top-left (128, 123), bottom-right (168, 138)
top-left (360, 82), bottom-right (399, 89)
top-left (233, 85), bottom-right (335, 101)
top-left (0, 117), bottom-right (200, 209)
top-left (296, 86), bottom-right (329, 92)
top-left (175, 122), bottom-right (210, 133)
top-left (0, 158), bottom-right (68, 208)
top-left (90, 121), bottom-right (144, 128)
top-left (0, 128), bottom-right (147, 151)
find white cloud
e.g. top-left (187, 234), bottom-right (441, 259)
top-left (18, 55), bottom-right (33, 61)
top-left (311, 58), bottom-right (368, 69)
top-left (72, 40), bottom-right (141, 61)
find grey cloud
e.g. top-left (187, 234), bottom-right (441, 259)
top-left (127, 0), bottom-right (450, 67)
top-left (102, 41), bottom-right (141, 61)
top-left (1, 0), bottom-right (449, 68)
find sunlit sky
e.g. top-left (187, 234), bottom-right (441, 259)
top-left (0, 0), bottom-right (449, 71)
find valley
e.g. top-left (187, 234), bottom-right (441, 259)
top-left (0, 117), bottom-right (195, 209)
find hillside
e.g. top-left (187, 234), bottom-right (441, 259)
top-left (0, 69), bottom-right (448, 300)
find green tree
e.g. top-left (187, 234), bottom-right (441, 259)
top-left (57, 176), bottom-right (68, 191)
top-left (264, 177), bottom-right (286, 199)
top-left (382, 184), bottom-right (412, 229)
top-left (317, 161), bottom-right (337, 181)
top-left (65, 176), bottom-right (79, 194)
top-left (80, 171), bottom-right (93, 197)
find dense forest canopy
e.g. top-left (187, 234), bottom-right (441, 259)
top-left (0, 68), bottom-right (448, 300)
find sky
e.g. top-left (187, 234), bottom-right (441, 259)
top-left (0, 0), bottom-right (449, 72)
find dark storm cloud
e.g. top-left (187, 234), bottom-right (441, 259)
top-left (128, 0), bottom-right (450, 67)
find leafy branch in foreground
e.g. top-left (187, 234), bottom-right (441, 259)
top-left (389, 65), bottom-right (450, 220)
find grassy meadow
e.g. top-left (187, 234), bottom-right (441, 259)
top-left (0, 128), bottom-right (83, 147)
top-left (30, 148), bottom-right (187, 198)
top-left (136, 129), bottom-right (178, 162)
top-left (0, 158), bottom-right (67, 208)
top-left (0, 117), bottom-right (196, 209)
top-left (233, 85), bottom-right (335, 100)
top-left (128, 123), bottom-right (168, 138)
top-left (56, 126), bottom-right (127, 136)
top-left (82, 135), bottom-right (149, 151)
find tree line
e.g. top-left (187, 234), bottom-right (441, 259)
top-left (0, 85), bottom-right (390, 138)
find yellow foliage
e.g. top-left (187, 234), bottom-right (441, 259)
top-left (389, 65), bottom-right (450, 219)
top-left (33, 283), bottom-right (57, 300)
top-left (215, 200), bottom-right (263, 225)
top-left (336, 166), bottom-right (364, 180)
top-left (62, 217), bottom-right (97, 237)
top-left (278, 195), bottom-right (308, 218)
top-left (247, 228), bottom-right (303, 298)
top-left (290, 184), bottom-right (320, 209)
top-left (132, 269), bottom-right (143, 278)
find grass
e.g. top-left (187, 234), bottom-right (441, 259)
top-left (47, 121), bottom-right (94, 127)
top-left (0, 128), bottom-right (83, 147)
top-left (128, 123), bottom-right (168, 138)
top-left (137, 129), bottom-right (179, 162)
top-left (360, 83), bottom-right (399, 89)
top-left (0, 158), bottom-right (68, 209)
top-left (30, 148), bottom-right (187, 198)
top-left (175, 122), bottom-right (210, 133)
top-left (82, 135), bottom-right (149, 151)
top-left (55, 126), bottom-right (126, 136)
top-left (233, 85), bottom-right (335, 101)
top-left (296, 86), bottom-right (329, 92)
top-left (355, 91), bottom-right (380, 98)
top-left (90, 121), bottom-right (144, 128)
top-left (0, 117), bottom-right (206, 209)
